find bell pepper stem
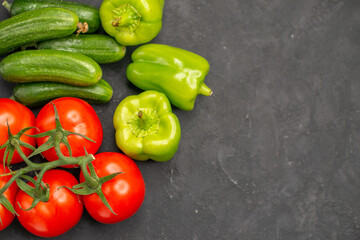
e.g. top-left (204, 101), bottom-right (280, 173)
top-left (2, 1), bottom-right (10, 12)
top-left (112, 17), bottom-right (122, 27)
top-left (137, 110), bottom-right (146, 128)
top-left (137, 111), bottom-right (143, 118)
top-left (111, 3), bottom-right (141, 33)
top-left (137, 110), bottom-right (153, 130)
top-left (198, 83), bottom-right (213, 96)
top-left (112, 15), bottom-right (132, 28)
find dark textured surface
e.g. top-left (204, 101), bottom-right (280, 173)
top-left (1, 0), bottom-right (360, 239)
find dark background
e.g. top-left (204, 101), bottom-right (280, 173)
top-left (1, 0), bottom-right (360, 239)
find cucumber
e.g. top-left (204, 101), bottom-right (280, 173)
top-left (38, 34), bottom-right (126, 64)
top-left (12, 79), bottom-right (113, 107)
top-left (0, 7), bottom-right (79, 56)
top-left (3, 0), bottom-right (100, 33)
top-left (0, 50), bottom-right (102, 86)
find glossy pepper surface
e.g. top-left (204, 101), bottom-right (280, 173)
top-left (126, 44), bottom-right (213, 111)
top-left (99, 0), bottom-right (164, 46)
top-left (113, 90), bottom-right (181, 162)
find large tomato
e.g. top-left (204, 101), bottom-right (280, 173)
top-left (35, 97), bottom-right (103, 164)
top-left (0, 164), bottom-right (19, 231)
top-left (0, 98), bottom-right (35, 164)
top-left (80, 152), bottom-right (145, 224)
top-left (15, 169), bottom-right (83, 237)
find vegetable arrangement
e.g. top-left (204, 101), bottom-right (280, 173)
top-left (0, 0), bottom-right (212, 237)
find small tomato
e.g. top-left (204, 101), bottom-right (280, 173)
top-left (15, 169), bottom-right (83, 237)
top-left (0, 164), bottom-right (18, 231)
top-left (35, 97), bottom-right (103, 166)
top-left (80, 152), bottom-right (145, 224)
top-left (0, 98), bottom-right (35, 164)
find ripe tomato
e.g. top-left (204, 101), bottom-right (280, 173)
top-left (80, 152), bottom-right (145, 224)
top-left (0, 98), bottom-right (35, 164)
top-left (0, 164), bottom-right (19, 231)
top-left (15, 169), bottom-right (83, 237)
top-left (35, 97), bottom-right (103, 165)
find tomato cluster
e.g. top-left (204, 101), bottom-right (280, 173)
top-left (0, 97), bottom-right (145, 237)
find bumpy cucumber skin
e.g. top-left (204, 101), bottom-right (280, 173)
top-left (0, 8), bottom-right (79, 56)
top-left (12, 79), bottom-right (113, 107)
top-left (9, 0), bottom-right (100, 33)
top-left (0, 50), bottom-right (102, 86)
top-left (38, 34), bottom-right (126, 64)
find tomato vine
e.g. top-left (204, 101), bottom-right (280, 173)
top-left (0, 103), bottom-right (120, 219)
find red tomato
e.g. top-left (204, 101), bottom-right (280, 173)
top-left (35, 97), bottom-right (103, 166)
top-left (0, 98), bottom-right (36, 164)
top-left (0, 164), bottom-right (19, 231)
top-left (15, 169), bottom-right (83, 237)
top-left (80, 152), bottom-right (145, 224)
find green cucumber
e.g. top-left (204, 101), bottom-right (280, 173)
top-left (38, 34), bottom-right (126, 64)
top-left (3, 0), bottom-right (100, 33)
top-left (0, 7), bottom-right (80, 56)
top-left (12, 79), bottom-right (113, 107)
top-left (0, 50), bottom-right (102, 86)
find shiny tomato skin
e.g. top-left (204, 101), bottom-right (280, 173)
top-left (35, 97), bottom-right (103, 165)
top-left (15, 169), bottom-right (83, 238)
top-left (0, 98), bottom-right (36, 164)
top-left (80, 152), bottom-right (145, 224)
top-left (0, 164), bottom-right (19, 231)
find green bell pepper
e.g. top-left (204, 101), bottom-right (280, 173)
top-left (126, 44), bottom-right (213, 111)
top-left (99, 0), bottom-right (164, 46)
top-left (113, 90), bottom-right (181, 162)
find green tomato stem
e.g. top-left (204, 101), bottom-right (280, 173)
top-left (0, 103), bottom-right (101, 210)
top-left (11, 139), bottom-right (42, 169)
top-left (0, 167), bottom-right (29, 196)
top-left (0, 125), bottom-right (96, 198)
top-left (80, 160), bottom-right (98, 189)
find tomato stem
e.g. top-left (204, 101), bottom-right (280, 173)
top-left (80, 160), bottom-right (98, 189)
top-left (0, 103), bottom-right (100, 211)
top-left (0, 166), bottom-right (30, 196)
top-left (11, 140), bottom-right (42, 169)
